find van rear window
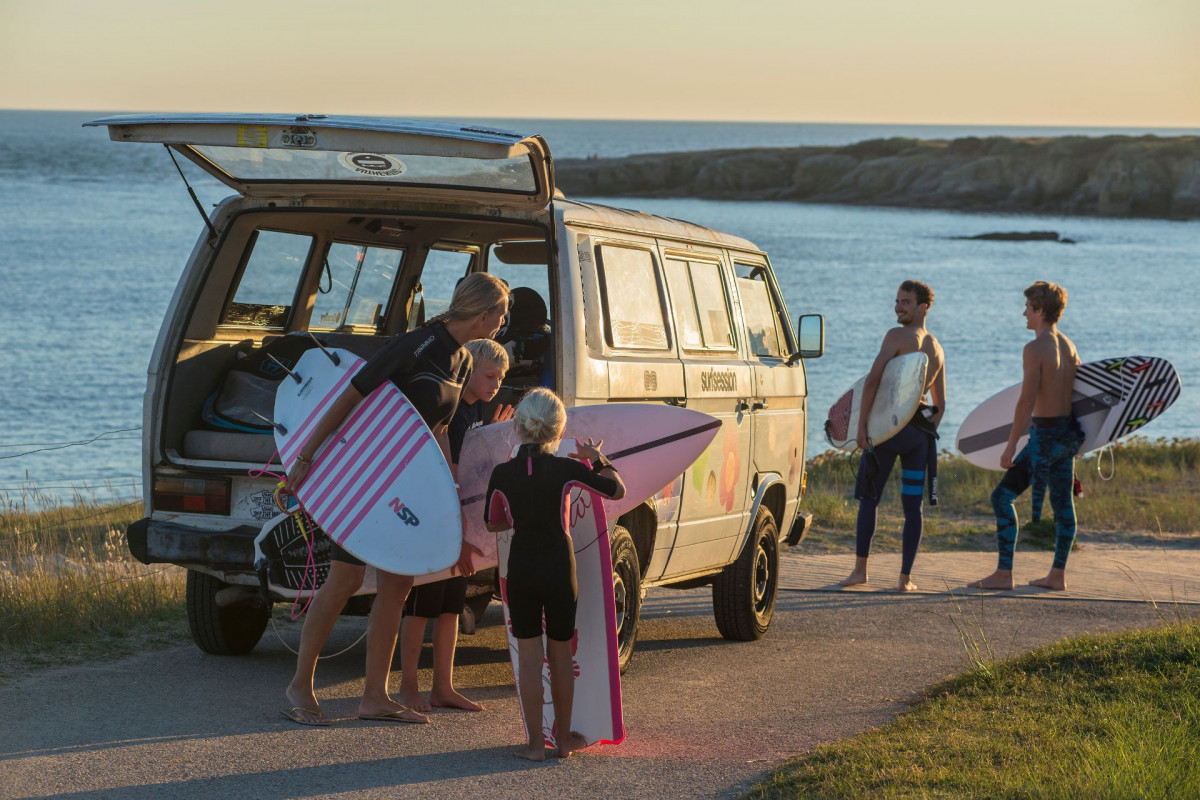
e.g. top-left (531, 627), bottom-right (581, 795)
top-left (310, 243), bottom-right (404, 330)
top-left (222, 230), bottom-right (314, 328)
top-left (595, 245), bottom-right (669, 351)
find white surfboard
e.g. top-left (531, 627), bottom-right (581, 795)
top-left (273, 348), bottom-right (461, 576)
top-left (956, 355), bottom-right (1181, 470)
top-left (825, 352), bottom-right (929, 450)
top-left (497, 468), bottom-right (625, 750)
top-left (418, 403), bottom-right (721, 584)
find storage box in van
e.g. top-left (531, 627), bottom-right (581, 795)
top-left (87, 114), bottom-right (825, 671)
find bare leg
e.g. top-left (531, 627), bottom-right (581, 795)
top-left (514, 636), bottom-right (547, 761)
top-left (358, 571), bottom-right (426, 723)
top-left (431, 613), bottom-right (483, 711)
top-left (1029, 567), bottom-right (1067, 591)
top-left (547, 638), bottom-right (586, 758)
top-left (284, 560), bottom-right (364, 724)
top-left (890, 572), bottom-right (918, 593)
top-left (398, 615), bottom-right (433, 712)
top-left (967, 569), bottom-right (1015, 590)
top-left (839, 556), bottom-right (869, 587)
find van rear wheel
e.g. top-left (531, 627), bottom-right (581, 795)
top-left (186, 569), bottom-right (269, 655)
top-left (712, 507), bottom-right (779, 641)
top-left (610, 525), bottom-right (642, 674)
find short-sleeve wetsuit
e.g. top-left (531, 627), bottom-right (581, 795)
top-left (403, 398), bottom-right (485, 617)
top-left (330, 321), bottom-right (471, 567)
top-left (484, 444), bottom-right (620, 641)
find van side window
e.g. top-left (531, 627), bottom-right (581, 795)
top-left (310, 243), bottom-right (404, 331)
top-left (595, 244), bottom-right (669, 350)
top-left (665, 257), bottom-right (735, 352)
top-left (409, 247), bottom-right (475, 331)
top-left (735, 263), bottom-right (786, 358)
top-left (222, 230), bottom-right (314, 328)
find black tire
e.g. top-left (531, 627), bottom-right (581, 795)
top-left (186, 569), bottom-right (269, 655)
top-left (609, 524), bottom-right (642, 674)
top-left (712, 507), bottom-right (779, 641)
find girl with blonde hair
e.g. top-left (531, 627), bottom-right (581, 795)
top-left (281, 272), bottom-right (509, 727)
top-left (484, 388), bottom-right (626, 760)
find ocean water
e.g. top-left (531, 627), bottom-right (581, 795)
top-left (1, 110), bottom-right (1195, 504)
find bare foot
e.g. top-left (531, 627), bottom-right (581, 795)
top-left (966, 570), bottom-right (1014, 590)
top-left (888, 580), bottom-right (918, 593)
top-left (284, 686), bottom-right (328, 725)
top-left (431, 689), bottom-right (484, 712)
top-left (513, 744), bottom-right (546, 762)
top-left (357, 698), bottom-right (429, 724)
top-left (838, 569), bottom-right (868, 587)
top-left (556, 731), bottom-right (588, 759)
top-left (399, 690), bottom-right (433, 713)
top-left (1029, 569), bottom-right (1067, 591)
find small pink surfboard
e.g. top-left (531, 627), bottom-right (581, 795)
top-left (273, 348), bottom-right (461, 576)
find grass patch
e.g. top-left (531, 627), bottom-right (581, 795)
top-left (0, 493), bottom-right (186, 680)
top-left (753, 620), bottom-right (1200, 799)
top-left (800, 438), bottom-right (1200, 552)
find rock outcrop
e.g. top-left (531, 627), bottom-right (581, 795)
top-left (554, 135), bottom-right (1200, 218)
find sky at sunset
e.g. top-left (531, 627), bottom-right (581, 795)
top-left (2, 0), bottom-right (1198, 126)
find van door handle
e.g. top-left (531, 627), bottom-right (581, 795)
top-left (663, 397), bottom-right (686, 407)
top-left (735, 399), bottom-right (750, 412)
top-left (751, 399), bottom-right (768, 411)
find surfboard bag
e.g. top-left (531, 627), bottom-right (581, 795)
top-left (254, 513), bottom-right (332, 599)
top-left (202, 335), bottom-right (321, 433)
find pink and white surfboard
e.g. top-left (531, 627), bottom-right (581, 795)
top-left (496, 478), bottom-right (625, 749)
top-left (418, 402), bottom-right (721, 584)
top-left (273, 348), bottom-right (461, 576)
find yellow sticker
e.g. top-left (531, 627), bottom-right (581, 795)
top-left (236, 125), bottom-right (269, 148)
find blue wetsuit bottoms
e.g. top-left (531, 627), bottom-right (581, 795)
top-left (854, 423), bottom-right (931, 576)
top-left (992, 416), bottom-right (1084, 571)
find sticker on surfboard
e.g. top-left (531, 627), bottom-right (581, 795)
top-left (956, 355), bottom-right (1181, 470)
top-left (273, 347), bottom-right (462, 576)
top-left (497, 479), bottom-right (625, 750)
top-left (825, 351), bottom-right (929, 450)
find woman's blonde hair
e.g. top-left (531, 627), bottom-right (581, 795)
top-left (513, 387), bottom-right (566, 453)
top-left (464, 337), bottom-right (509, 372)
top-left (430, 272), bottom-right (509, 325)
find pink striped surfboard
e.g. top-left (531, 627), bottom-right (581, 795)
top-left (273, 348), bottom-right (461, 576)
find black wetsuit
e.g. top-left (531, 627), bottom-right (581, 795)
top-left (404, 399), bottom-right (485, 617)
top-left (484, 444), bottom-right (619, 641)
top-left (330, 321), bottom-right (471, 566)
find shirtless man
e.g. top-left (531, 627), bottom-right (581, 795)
top-left (968, 281), bottom-right (1083, 591)
top-left (839, 280), bottom-right (946, 592)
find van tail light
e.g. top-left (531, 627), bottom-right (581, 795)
top-left (801, 470), bottom-right (808, 497)
top-left (154, 476), bottom-right (231, 515)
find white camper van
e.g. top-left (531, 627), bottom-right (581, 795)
top-left (89, 114), bottom-right (824, 671)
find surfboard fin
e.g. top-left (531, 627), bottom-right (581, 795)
top-left (250, 411), bottom-right (288, 435)
top-left (267, 354), bottom-right (303, 384)
top-left (308, 333), bottom-right (341, 366)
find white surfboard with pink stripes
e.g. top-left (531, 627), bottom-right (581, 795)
top-left (273, 348), bottom-right (461, 575)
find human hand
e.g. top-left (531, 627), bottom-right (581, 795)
top-left (287, 458), bottom-right (313, 488)
top-left (568, 437), bottom-right (604, 463)
top-left (453, 541), bottom-right (485, 576)
top-left (1000, 442), bottom-right (1017, 470)
top-left (855, 426), bottom-right (870, 452)
top-left (490, 403), bottom-right (514, 424)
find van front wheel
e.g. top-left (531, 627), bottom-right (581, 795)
top-left (610, 525), bottom-right (642, 674)
top-left (186, 569), bottom-right (269, 655)
top-left (712, 508), bottom-right (779, 641)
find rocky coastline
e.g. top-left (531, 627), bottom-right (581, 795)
top-left (554, 135), bottom-right (1200, 219)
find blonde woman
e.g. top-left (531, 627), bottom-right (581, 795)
top-left (282, 272), bottom-right (509, 727)
top-left (484, 388), bottom-right (626, 760)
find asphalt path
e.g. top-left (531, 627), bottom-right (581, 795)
top-left (0, 586), bottom-right (1173, 800)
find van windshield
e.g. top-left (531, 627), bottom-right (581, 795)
top-left (191, 146), bottom-right (539, 194)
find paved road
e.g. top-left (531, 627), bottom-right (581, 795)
top-left (1, 549), bottom-right (1192, 800)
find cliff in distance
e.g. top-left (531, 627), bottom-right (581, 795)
top-left (554, 136), bottom-right (1200, 218)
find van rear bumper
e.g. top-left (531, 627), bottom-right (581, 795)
top-left (126, 517), bottom-right (259, 571)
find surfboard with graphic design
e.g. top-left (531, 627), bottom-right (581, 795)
top-left (273, 348), bottom-right (461, 575)
top-left (495, 478), bottom-right (624, 749)
top-left (956, 355), bottom-right (1181, 470)
top-left (825, 352), bottom-right (929, 450)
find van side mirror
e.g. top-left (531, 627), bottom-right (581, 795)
top-left (787, 314), bottom-right (824, 363)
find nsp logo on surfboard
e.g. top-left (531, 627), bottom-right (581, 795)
top-left (387, 497), bottom-right (420, 526)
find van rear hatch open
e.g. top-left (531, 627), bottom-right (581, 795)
top-left (84, 114), bottom-right (554, 208)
